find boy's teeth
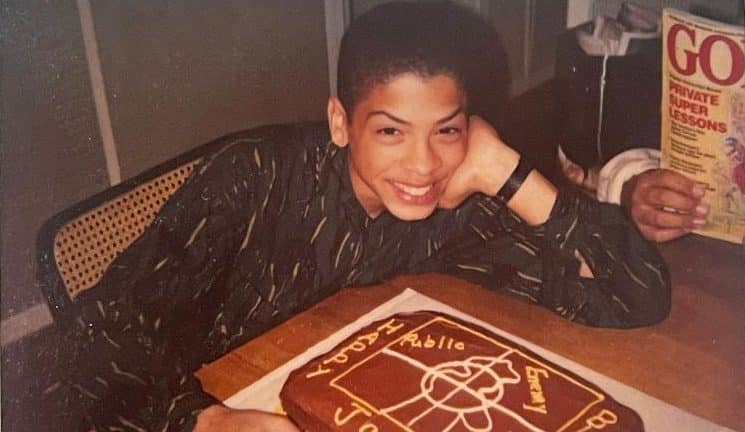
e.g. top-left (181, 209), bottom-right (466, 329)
top-left (395, 182), bottom-right (432, 196)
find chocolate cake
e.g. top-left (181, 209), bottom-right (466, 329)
top-left (280, 311), bottom-right (644, 431)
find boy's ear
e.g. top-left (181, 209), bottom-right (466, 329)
top-left (327, 97), bottom-right (349, 148)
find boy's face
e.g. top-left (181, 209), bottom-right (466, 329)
top-left (328, 73), bottom-right (468, 221)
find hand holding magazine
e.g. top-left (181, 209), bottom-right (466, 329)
top-left (660, 8), bottom-right (745, 244)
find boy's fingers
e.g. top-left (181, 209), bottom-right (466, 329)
top-left (647, 169), bottom-right (704, 198)
top-left (643, 186), bottom-right (706, 213)
top-left (632, 204), bottom-right (704, 230)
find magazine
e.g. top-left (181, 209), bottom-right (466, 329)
top-left (660, 9), bottom-right (745, 244)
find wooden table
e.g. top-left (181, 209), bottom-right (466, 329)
top-left (197, 235), bottom-right (745, 431)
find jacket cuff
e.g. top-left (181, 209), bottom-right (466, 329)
top-left (596, 148), bottom-right (660, 204)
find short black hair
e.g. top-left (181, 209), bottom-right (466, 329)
top-left (337, 1), bottom-right (510, 127)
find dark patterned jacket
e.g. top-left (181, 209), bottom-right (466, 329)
top-left (61, 123), bottom-right (670, 431)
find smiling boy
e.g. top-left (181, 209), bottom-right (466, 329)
top-left (60, 3), bottom-right (670, 432)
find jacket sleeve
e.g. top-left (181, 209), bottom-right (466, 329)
top-left (596, 148), bottom-right (661, 204)
top-left (58, 141), bottom-right (258, 431)
top-left (426, 186), bottom-right (671, 328)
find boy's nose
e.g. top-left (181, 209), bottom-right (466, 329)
top-left (403, 140), bottom-right (441, 177)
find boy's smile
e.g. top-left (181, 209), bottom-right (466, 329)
top-left (328, 73), bottom-right (468, 221)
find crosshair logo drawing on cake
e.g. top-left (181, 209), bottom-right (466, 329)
top-left (329, 317), bottom-right (619, 431)
top-left (380, 353), bottom-right (521, 431)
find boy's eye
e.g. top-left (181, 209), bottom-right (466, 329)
top-left (377, 127), bottom-right (401, 136)
top-left (436, 127), bottom-right (463, 142)
top-left (438, 127), bottom-right (461, 135)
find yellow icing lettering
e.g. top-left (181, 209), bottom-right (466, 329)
top-left (526, 365), bottom-right (549, 380)
top-left (324, 351), bottom-right (349, 365)
top-left (359, 424), bottom-right (379, 432)
top-left (349, 341), bottom-right (367, 352)
top-left (576, 409), bottom-right (618, 431)
top-left (523, 366), bottom-right (549, 414)
top-left (399, 332), bottom-right (464, 350)
top-left (376, 318), bottom-right (404, 335)
top-left (530, 390), bottom-right (546, 405)
top-left (318, 318), bottom-right (406, 368)
top-left (522, 402), bottom-right (547, 414)
top-left (424, 334), bottom-right (436, 348)
top-left (334, 401), bottom-right (372, 426)
top-left (305, 363), bottom-right (332, 379)
top-left (322, 341), bottom-right (366, 366)
top-left (399, 332), bottom-right (421, 348)
top-left (356, 330), bottom-right (379, 345)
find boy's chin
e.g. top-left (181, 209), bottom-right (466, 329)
top-left (386, 203), bottom-right (438, 221)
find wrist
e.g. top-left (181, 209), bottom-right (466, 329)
top-left (480, 148), bottom-right (520, 196)
top-left (494, 157), bottom-right (533, 203)
top-left (506, 170), bottom-right (558, 225)
top-left (487, 155), bottom-right (556, 225)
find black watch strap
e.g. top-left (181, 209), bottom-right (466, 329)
top-left (495, 157), bottom-right (533, 203)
